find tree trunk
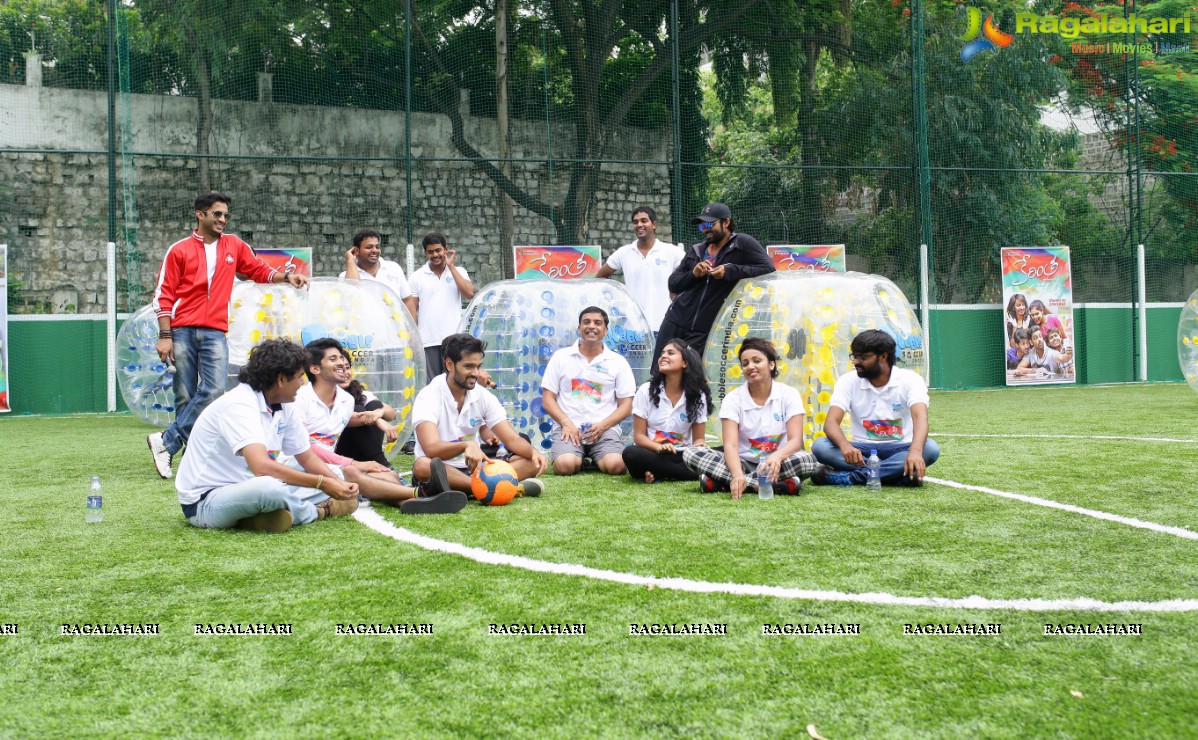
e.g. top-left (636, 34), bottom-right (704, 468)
top-left (194, 51), bottom-right (212, 192)
top-left (768, 39), bottom-right (800, 128)
top-left (496, 0), bottom-right (514, 274)
top-left (674, 0), bottom-right (706, 246)
top-left (560, 110), bottom-right (600, 245)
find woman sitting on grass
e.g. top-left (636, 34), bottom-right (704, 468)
top-left (334, 349), bottom-right (400, 468)
top-left (681, 337), bottom-right (817, 498)
top-left (621, 339), bottom-right (711, 484)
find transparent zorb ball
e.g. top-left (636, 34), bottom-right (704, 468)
top-left (459, 278), bottom-right (655, 451)
top-left (702, 271), bottom-right (928, 448)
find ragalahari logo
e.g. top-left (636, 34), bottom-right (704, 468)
top-left (960, 7), bottom-right (1014, 61)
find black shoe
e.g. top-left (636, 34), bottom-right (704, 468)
top-left (400, 490), bottom-right (468, 515)
top-left (400, 440), bottom-right (416, 455)
top-left (418, 458), bottom-right (450, 497)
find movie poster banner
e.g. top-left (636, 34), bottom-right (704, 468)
top-left (0, 243), bottom-right (8, 411)
top-left (1001, 246), bottom-right (1075, 386)
top-left (255, 248), bottom-right (312, 278)
top-left (766, 245), bottom-right (846, 273)
top-left (513, 246), bottom-right (602, 280)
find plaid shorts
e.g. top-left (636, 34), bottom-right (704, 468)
top-left (681, 446), bottom-right (818, 487)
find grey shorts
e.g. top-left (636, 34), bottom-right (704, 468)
top-left (550, 427), bottom-right (624, 463)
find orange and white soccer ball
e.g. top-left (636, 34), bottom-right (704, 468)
top-left (471, 460), bottom-right (521, 506)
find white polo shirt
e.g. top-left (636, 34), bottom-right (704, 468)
top-left (719, 381), bottom-right (804, 462)
top-left (176, 383), bottom-right (311, 505)
top-left (541, 341), bottom-right (636, 427)
top-left (605, 240), bottom-right (685, 328)
top-left (632, 381), bottom-right (708, 446)
top-left (828, 367), bottom-right (929, 445)
top-left (339, 258), bottom-right (413, 299)
top-left (294, 383), bottom-right (355, 451)
top-left (412, 374), bottom-right (507, 468)
top-left (410, 262), bottom-right (470, 347)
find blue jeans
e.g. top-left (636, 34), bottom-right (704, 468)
top-left (185, 476), bottom-right (328, 529)
top-left (812, 437), bottom-right (940, 484)
top-left (164, 327), bottom-right (228, 455)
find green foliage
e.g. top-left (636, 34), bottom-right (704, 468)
top-left (1055, 0), bottom-right (1198, 264)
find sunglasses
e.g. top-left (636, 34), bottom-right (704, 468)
top-left (205, 210), bottom-right (232, 221)
top-left (697, 221), bottom-right (717, 232)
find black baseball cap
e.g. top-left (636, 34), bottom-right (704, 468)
top-left (691, 202), bottom-right (732, 224)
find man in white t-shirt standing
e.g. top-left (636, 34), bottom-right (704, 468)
top-left (541, 306), bottom-right (637, 476)
top-left (597, 206), bottom-right (684, 336)
top-left (175, 338), bottom-right (359, 533)
top-left (294, 337), bottom-right (467, 514)
top-left (410, 232), bottom-right (476, 381)
top-left (412, 333), bottom-right (546, 496)
top-left (811, 330), bottom-right (940, 487)
top-left (341, 229), bottom-right (417, 320)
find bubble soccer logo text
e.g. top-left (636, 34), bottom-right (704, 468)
top-left (960, 7), bottom-right (1013, 62)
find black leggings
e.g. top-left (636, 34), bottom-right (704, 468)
top-left (621, 444), bottom-right (698, 482)
top-left (334, 399), bottom-right (391, 468)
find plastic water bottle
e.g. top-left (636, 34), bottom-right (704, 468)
top-left (757, 472), bottom-right (774, 500)
top-left (866, 450), bottom-right (882, 493)
top-left (86, 476), bottom-right (104, 523)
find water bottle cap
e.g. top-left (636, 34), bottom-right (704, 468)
top-left (870, 449), bottom-right (877, 455)
top-left (92, 476), bottom-right (101, 482)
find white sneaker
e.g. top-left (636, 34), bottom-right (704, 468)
top-left (147, 432), bottom-right (173, 479)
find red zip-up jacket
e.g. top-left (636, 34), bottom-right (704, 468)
top-left (154, 231), bottom-right (278, 332)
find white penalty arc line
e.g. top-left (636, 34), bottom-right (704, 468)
top-left (354, 505), bottom-right (1198, 613)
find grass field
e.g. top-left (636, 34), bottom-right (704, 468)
top-left (3, 383), bottom-right (1197, 738)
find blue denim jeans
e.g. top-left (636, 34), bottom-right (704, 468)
top-left (811, 437), bottom-right (940, 484)
top-left (163, 326), bottom-right (228, 455)
top-left (185, 476), bottom-right (327, 529)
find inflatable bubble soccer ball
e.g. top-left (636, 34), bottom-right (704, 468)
top-left (1177, 288), bottom-right (1198, 392)
top-left (471, 459), bottom-right (521, 506)
top-left (702, 271), bottom-right (929, 449)
top-left (117, 305), bottom-right (177, 426)
top-left (226, 278), bottom-right (425, 456)
top-left (459, 278), bottom-right (655, 452)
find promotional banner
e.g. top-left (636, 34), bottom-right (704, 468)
top-left (0, 243), bottom-right (8, 412)
top-left (513, 246), bottom-right (602, 280)
top-left (767, 245), bottom-right (846, 273)
top-left (254, 247), bottom-right (312, 278)
top-left (1001, 247), bottom-right (1074, 386)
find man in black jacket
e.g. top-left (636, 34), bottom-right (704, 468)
top-left (651, 203), bottom-right (775, 361)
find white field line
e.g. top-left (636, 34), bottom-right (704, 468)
top-left (925, 476), bottom-right (1198, 541)
top-left (935, 433), bottom-right (1198, 444)
top-left (354, 504), bottom-right (1198, 613)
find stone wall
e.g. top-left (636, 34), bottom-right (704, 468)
top-left (0, 84), bottom-right (675, 313)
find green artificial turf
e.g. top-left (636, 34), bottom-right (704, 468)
top-left (2, 383), bottom-right (1196, 737)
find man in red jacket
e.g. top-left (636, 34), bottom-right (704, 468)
top-left (147, 192), bottom-right (309, 478)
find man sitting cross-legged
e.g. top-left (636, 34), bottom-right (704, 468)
top-left (540, 306), bottom-right (636, 476)
top-left (412, 333), bottom-right (547, 498)
top-left (295, 337), bottom-right (466, 515)
top-left (811, 329), bottom-right (940, 487)
top-left (175, 338), bottom-right (360, 533)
